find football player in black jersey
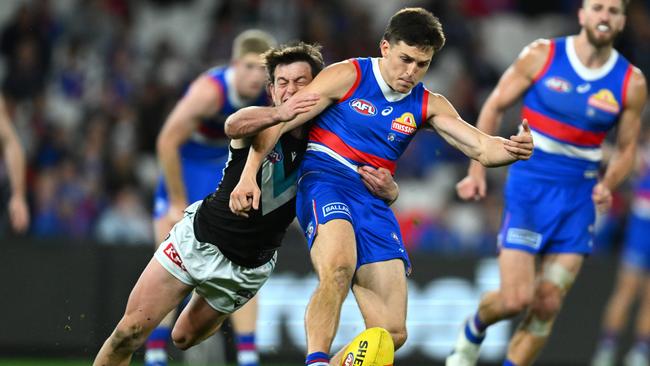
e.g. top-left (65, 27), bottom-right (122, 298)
top-left (93, 42), bottom-right (398, 366)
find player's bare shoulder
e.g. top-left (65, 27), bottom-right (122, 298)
top-left (310, 60), bottom-right (359, 101)
top-left (181, 74), bottom-right (224, 115)
top-left (625, 66), bottom-right (648, 110)
top-left (515, 38), bottom-right (553, 81)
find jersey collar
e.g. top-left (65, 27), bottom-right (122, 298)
top-left (566, 36), bottom-right (619, 81)
top-left (371, 58), bottom-right (412, 102)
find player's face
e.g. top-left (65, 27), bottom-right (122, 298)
top-left (579, 0), bottom-right (626, 48)
top-left (233, 53), bottom-right (268, 98)
top-left (269, 61), bottom-right (314, 106)
top-left (380, 40), bottom-right (433, 94)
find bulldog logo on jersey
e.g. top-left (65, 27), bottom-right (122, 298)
top-left (588, 89), bottom-right (620, 114)
top-left (391, 112), bottom-right (417, 135)
top-left (349, 98), bottom-right (377, 116)
top-left (544, 76), bottom-right (572, 93)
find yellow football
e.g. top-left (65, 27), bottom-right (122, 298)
top-left (340, 327), bottom-right (394, 366)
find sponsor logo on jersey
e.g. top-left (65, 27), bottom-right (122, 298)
top-left (544, 76), bottom-right (572, 93)
top-left (322, 202), bottom-right (352, 218)
top-left (391, 112), bottom-right (417, 135)
top-left (505, 228), bottom-right (542, 250)
top-left (163, 242), bottom-right (186, 271)
top-left (588, 89), bottom-right (620, 114)
top-left (349, 98), bottom-right (377, 116)
top-left (576, 83), bottom-right (591, 93)
top-left (381, 106), bottom-right (393, 116)
top-left (267, 148), bottom-right (283, 164)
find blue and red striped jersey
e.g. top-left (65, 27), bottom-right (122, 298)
top-left (512, 36), bottom-right (632, 181)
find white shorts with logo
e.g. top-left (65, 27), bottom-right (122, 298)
top-left (154, 201), bottom-right (276, 314)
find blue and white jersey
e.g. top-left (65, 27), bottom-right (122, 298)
top-left (179, 66), bottom-right (269, 161)
top-left (511, 36), bottom-right (632, 182)
top-left (302, 57), bottom-right (429, 180)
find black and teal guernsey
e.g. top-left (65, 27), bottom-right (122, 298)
top-left (193, 133), bottom-right (307, 268)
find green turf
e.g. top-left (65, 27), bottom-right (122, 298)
top-left (0, 361), bottom-right (299, 366)
top-left (0, 360), bottom-right (187, 366)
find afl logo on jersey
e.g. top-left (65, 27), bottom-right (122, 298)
top-left (391, 112), bottom-right (417, 135)
top-left (588, 89), bottom-right (620, 114)
top-left (544, 76), bottom-right (572, 93)
top-left (349, 98), bottom-right (377, 116)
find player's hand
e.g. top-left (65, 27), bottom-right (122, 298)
top-left (276, 93), bottom-right (320, 122)
top-left (592, 182), bottom-right (612, 213)
top-left (8, 194), bottom-right (29, 233)
top-left (358, 166), bottom-right (398, 203)
top-left (504, 119), bottom-right (534, 161)
top-left (456, 174), bottom-right (487, 201)
top-left (229, 175), bottom-right (260, 218)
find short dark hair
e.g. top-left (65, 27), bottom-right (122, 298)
top-left (263, 42), bottom-right (325, 83)
top-left (382, 7), bottom-right (446, 53)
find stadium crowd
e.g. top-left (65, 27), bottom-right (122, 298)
top-left (0, 0), bottom-right (649, 255)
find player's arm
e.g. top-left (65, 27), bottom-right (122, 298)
top-left (229, 124), bottom-right (282, 217)
top-left (0, 97), bottom-right (28, 232)
top-left (224, 92), bottom-right (320, 139)
top-left (229, 61), bottom-right (357, 215)
top-left (426, 92), bottom-right (533, 167)
top-left (457, 39), bottom-right (550, 200)
top-left (156, 76), bottom-right (222, 220)
top-left (593, 68), bottom-right (647, 212)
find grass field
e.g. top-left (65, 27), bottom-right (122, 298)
top-left (0, 361), bottom-right (298, 366)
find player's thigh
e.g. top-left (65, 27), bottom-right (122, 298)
top-left (539, 253), bottom-right (583, 292)
top-left (499, 248), bottom-right (536, 299)
top-left (352, 259), bottom-right (407, 332)
top-left (122, 257), bottom-right (193, 330)
top-left (174, 292), bottom-right (229, 341)
top-left (230, 295), bottom-right (258, 333)
top-left (310, 219), bottom-right (357, 276)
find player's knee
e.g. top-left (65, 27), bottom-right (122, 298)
top-left (110, 322), bottom-right (148, 354)
top-left (320, 265), bottom-right (354, 294)
top-left (171, 329), bottom-right (196, 351)
top-left (533, 288), bottom-right (563, 320)
top-left (502, 292), bottom-right (533, 316)
top-left (389, 327), bottom-right (408, 350)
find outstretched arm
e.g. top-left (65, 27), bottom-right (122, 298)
top-left (456, 39), bottom-right (550, 200)
top-left (224, 93), bottom-right (320, 139)
top-left (427, 92), bottom-right (534, 166)
top-left (593, 68), bottom-right (647, 213)
top-left (0, 97), bottom-right (28, 232)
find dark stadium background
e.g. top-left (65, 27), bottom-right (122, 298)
top-left (1, 0), bottom-right (648, 365)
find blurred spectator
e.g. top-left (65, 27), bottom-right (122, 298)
top-left (0, 0), bottom-right (646, 255)
top-left (95, 185), bottom-right (152, 245)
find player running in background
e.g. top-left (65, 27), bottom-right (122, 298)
top-left (592, 132), bottom-right (650, 366)
top-left (450, 0), bottom-right (647, 365)
top-left (0, 95), bottom-right (29, 234)
top-left (228, 8), bottom-right (534, 366)
top-left (148, 29), bottom-right (276, 366)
